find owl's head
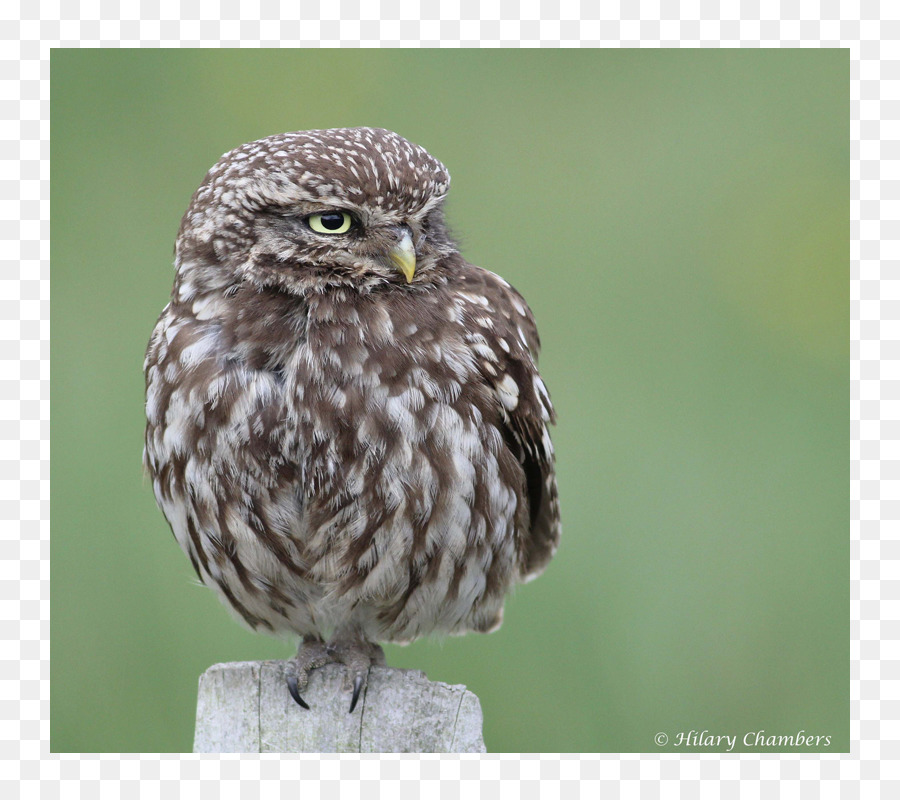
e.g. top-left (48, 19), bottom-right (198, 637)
top-left (173, 128), bottom-right (459, 299)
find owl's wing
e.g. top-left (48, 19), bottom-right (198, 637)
top-left (459, 267), bottom-right (561, 581)
top-left (144, 302), bottom-right (312, 616)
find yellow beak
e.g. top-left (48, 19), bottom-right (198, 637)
top-left (388, 229), bottom-right (416, 283)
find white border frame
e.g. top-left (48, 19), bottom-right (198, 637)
top-left (10, 1), bottom-right (886, 792)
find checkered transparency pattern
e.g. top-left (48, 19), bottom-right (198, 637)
top-left (9, 0), bottom-right (886, 793)
top-left (3, 0), bottom-right (50, 785)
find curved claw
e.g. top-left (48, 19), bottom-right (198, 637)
top-left (286, 674), bottom-right (310, 709)
top-left (349, 674), bottom-right (364, 714)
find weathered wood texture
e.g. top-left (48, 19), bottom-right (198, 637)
top-left (194, 661), bottom-right (486, 753)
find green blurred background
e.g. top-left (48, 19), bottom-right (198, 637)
top-left (52, 49), bottom-right (848, 753)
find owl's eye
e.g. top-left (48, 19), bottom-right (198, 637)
top-left (307, 211), bottom-right (353, 235)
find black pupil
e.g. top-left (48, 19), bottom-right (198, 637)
top-left (320, 213), bottom-right (346, 230)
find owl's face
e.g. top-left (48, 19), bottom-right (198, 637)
top-left (174, 128), bottom-right (458, 300)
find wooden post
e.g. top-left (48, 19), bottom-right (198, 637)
top-left (193, 661), bottom-right (487, 753)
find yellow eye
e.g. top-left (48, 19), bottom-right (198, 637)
top-left (307, 211), bottom-right (353, 234)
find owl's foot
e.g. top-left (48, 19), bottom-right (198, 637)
top-left (285, 637), bottom-right (330, 710)
top-left (331, 636), bottom-right (387, 713)
top-left (285, 635), bottom-right (386, 714)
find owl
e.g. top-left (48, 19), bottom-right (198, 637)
top-left (144, 128), bottom-right (560, 713)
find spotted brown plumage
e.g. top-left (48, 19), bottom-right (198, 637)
top-left (143, 128), bottom-right (560, 712)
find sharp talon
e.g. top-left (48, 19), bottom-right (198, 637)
top-left (349, 674), bottom-right (364, 714)
top-left (286, 674), bottom-right (310, 709)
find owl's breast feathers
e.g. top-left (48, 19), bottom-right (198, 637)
top-left (144, 263), bottom-right (559, 640)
